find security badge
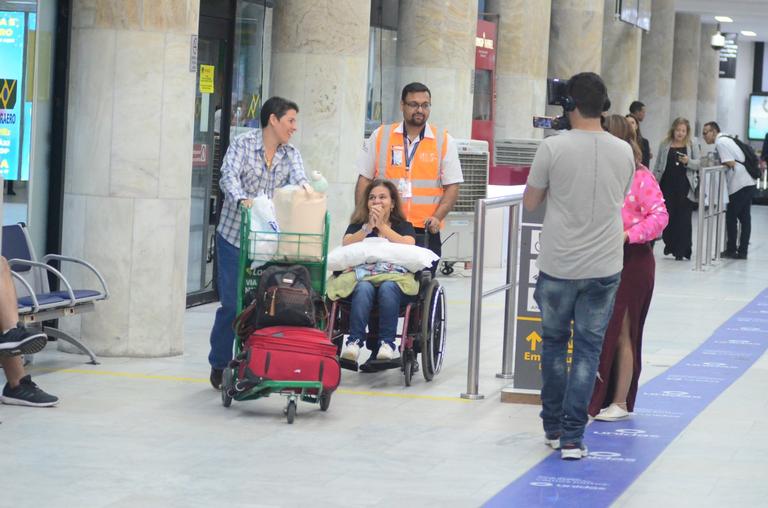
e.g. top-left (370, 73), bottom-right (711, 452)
top-left (391, 145), bottom-right (413, 198)
top-left (391, 145), bottom-right (404, 166)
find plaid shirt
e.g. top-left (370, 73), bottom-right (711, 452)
top-left (216, 129), bottom-right (309, 247)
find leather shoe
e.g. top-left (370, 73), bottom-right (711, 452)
top-left (737, 253), bottom-right (748, 260)
top-left (720, 250), bottom-right (738, 259)
top-left (210, 368), bottom-right (223, 389)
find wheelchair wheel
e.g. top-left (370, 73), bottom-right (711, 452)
top-left (421, 279), bottom-right (446, 381)
top-left (221, 368), bottom-right (234, 408)
top-left (403, 357), bottom-right (413, 387)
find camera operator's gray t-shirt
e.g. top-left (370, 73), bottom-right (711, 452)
top-left (527, 129), bottom-right (634, 279)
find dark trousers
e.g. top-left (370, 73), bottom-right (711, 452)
top-left (726, 185), bottom-right (756, 257)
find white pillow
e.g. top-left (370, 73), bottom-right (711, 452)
top-left (328, 237), bottom-right (439, 272)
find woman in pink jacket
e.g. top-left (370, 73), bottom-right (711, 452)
top-left (589, 115), bottom-right (669, 421)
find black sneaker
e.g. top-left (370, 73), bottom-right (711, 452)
top-left (0, 325), bottom-right (48, 358)
top-left (210, 368), bottom-right (223, 389)
top-left (1, 375), bottom-right (59, 407)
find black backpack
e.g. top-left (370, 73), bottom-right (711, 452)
top-left (726, 136), bottom-right (761, 180)
top-left (234, 265), bottom-right (324, 337)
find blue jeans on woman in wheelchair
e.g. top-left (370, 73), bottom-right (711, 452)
top-left (342, 280), bottom-right (409, 362)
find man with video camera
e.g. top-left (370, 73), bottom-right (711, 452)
top-left (524, 72), bottom-right (635, 460)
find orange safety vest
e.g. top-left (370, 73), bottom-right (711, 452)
top-left (373, 123), bottom-right (448, 229)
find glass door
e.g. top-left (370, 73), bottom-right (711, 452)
top-left (187, 17), bottom-right (229, 305)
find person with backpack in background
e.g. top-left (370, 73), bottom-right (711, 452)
top-left (702, 122), bottom-right (757, 260)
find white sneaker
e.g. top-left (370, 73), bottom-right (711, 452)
top-left (376, 343), bottom-right (396, 360)
top-left (594, 403), bottom-right (630, 421)
top-left (544, 434), bottom-right (561, 450)
top-left (561, 444), bottom-right (588, 460)
top-left (341, 342), bottom-right (361, 362)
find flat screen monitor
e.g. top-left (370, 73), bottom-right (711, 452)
top-left (748, 94), bottom-right (768, 141)
top-left (636, 0), bottom-right (651, 31)
top-left (619, 0), bottom-right (638, 25)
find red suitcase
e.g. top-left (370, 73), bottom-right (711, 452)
top-left (239, 326), bottom-right (340, 392)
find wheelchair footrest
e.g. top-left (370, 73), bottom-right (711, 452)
top-left (359, 358), bottom-right (401, 373)
top-left (339, 357), bottom-right (359, 372)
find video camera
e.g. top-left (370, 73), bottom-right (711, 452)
top-left (532, 78), bottom-right (572, 131)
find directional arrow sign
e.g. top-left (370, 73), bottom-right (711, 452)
top-left (526, 331), bottom-right (542, 352)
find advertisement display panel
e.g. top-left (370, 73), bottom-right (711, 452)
top-left (0, 11), bottom-right (25, 181)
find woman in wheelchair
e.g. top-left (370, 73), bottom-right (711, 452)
top-left (339, 179), bottom-right (416, 362)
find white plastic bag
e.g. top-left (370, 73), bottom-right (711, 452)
top-left (248, 194), bottom-right (279, 267)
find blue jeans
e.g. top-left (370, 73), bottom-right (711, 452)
top-left (533, 270), bottom-right (621, 447)
top-left (348, 280), bottom-right (407, 348)
top-left (208, 233), bottom-right (239, 370)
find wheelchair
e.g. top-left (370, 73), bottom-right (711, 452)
top-left (325, 269), bottom-right (446, 387)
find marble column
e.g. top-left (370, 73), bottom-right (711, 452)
top-left (638, 0), bottom-right (676, 157)
top-left (396, 0), bottom-right (478, 139)
top-left (600, 0), bottom-right (642, 115)
top-left (697, 23), bottom-right (720, 136)
top-left (548, 0), bottom-right (605, 79)
top-left (486, 0), bottom-right (552, 140)
top-left (547, 0), bottom-right (605, 118)
top-left (670, 13), bottom-right (701, 129)
top-left (61, 0), bottom-right (198, 356)
top-left (269, 0), bottom-right (370, 247)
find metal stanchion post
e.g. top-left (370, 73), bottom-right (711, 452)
top-left (496, 203), bottom-right (519, 379)
top-left (461, 199), bottom-right (487, 400)
top-left (712, 170), bottom-right (723, 262)
top-left (706, 168), bottom-right (716, 264)
top-left (694, 165), bottom-right (706, 271)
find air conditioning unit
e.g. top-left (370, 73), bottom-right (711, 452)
top-left (440, 139), bottom-right (489, 275)
top-left (494, 138), bottom-right (541, 167)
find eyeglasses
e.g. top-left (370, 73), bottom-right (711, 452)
top-left (404, 102), bottom-right (431, 111)
top-left (702, 129), bottom-right (712, 135)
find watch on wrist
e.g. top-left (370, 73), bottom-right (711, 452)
top-left (361, 224), bottom-right (371, 234)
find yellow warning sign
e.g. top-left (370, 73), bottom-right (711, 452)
top-left (199, 65), bottom-right (214, 94)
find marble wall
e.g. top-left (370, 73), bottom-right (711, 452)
top-left (696, 24), bottom-right (720, 136)
top-left (670, 13), bottom-right (701, 131)
top-left (396, 0), bottom-right (477, 139)
top-left (486, 0), bottom-right (552, 140)
top-left (638, 0), bottom-right (676, 157)
top-left (601, 1), bottom-right (642, 116)
top-left (61, 0), bottom-right (198, 356)
top-left (269, 0), bottom-right (371, 247)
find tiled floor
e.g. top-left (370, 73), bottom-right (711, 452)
top-left (1, 208), bottom-right (766, 507)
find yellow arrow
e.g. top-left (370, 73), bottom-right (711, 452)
top-left (526, 331), bottom-right (542, 352)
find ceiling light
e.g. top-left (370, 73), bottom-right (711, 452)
top-left (714, 16), bottom-right (733, 23)
top-left (741, 30), bottom-right (757, 37)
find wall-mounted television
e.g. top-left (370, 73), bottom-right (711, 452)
top-left (748, 94), bottom-right (768, 141)
top-left (616, 0), bottom-right (651, 32)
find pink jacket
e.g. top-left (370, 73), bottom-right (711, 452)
top-left (622, 166), bottom-right (669, 244)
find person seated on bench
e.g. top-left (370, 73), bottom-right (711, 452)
top-left (340, 179), bottom-right (416, 362)
top-left (0, 257), bottom-right (58, 407)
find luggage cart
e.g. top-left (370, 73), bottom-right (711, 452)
top-left (220, 207), bottom-right (332, 423)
